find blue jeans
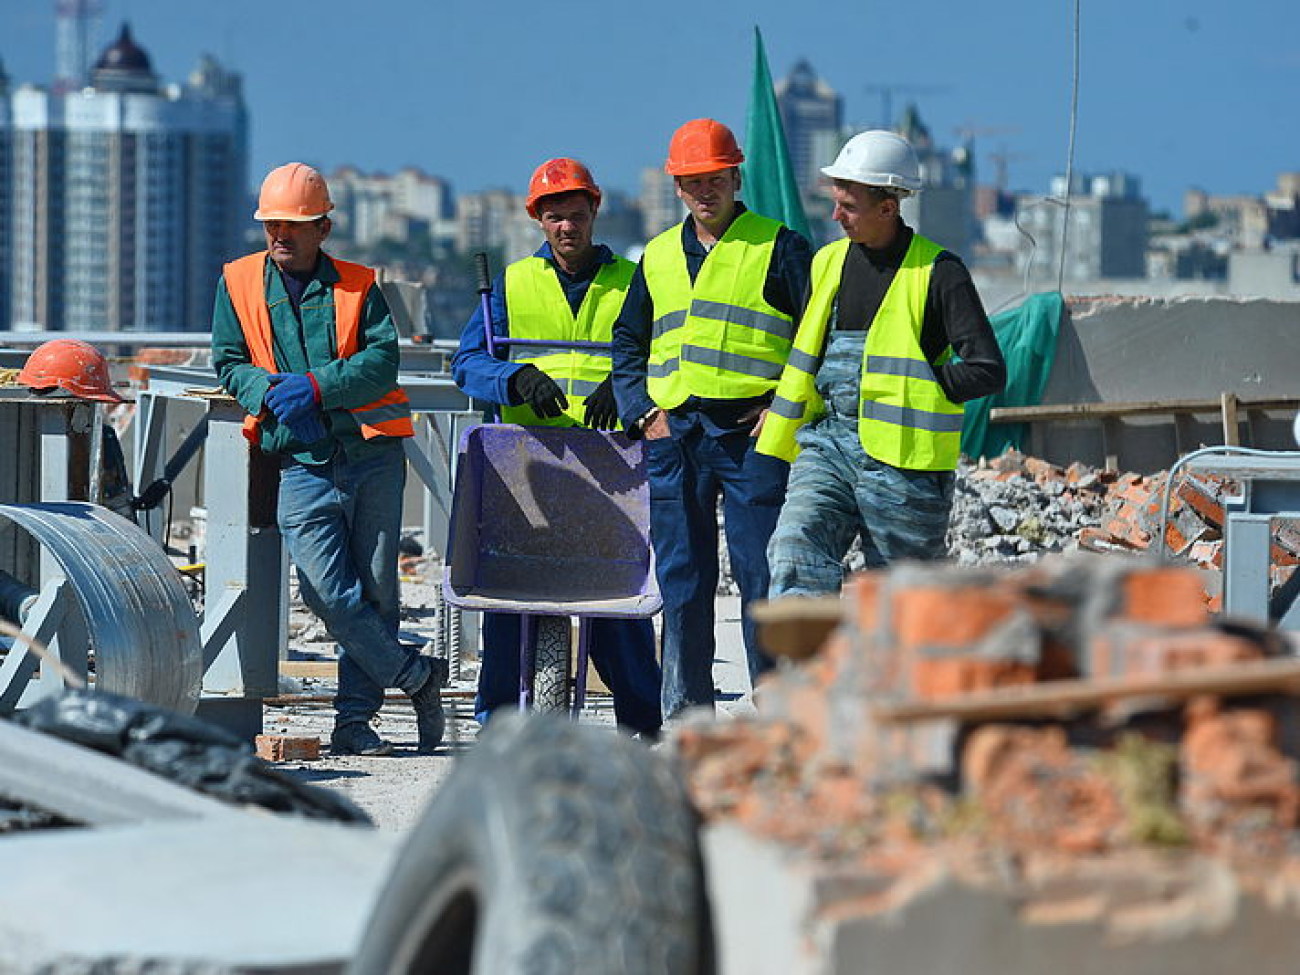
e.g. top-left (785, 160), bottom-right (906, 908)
top-left (475, 614), bottom-right (661, 734)
top-left (646, 410), bottom-right (789, 720)
top-left (277, 443), bottom-right (430, 727)
top-left (767, 331), bottom-right (954, 597)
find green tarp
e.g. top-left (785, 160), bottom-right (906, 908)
top-left (961, 291), bottom-right (1065, 460)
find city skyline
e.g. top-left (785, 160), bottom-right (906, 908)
top-left (3, 1), bottom-right (1298, 219)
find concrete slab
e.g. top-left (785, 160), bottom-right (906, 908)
top-left (701, 822), bottom-right (1300, 975)
top-left (0, 815), bottom-right (399, 970)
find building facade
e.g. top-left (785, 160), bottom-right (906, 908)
top-left (774, 59), bottom-right (842, 203)
top-left (1015, 171), bottom-right (1150, 283)
top-left (2, 24), bottom-right (247, 332)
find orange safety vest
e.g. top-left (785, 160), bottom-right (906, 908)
top-left (222, 252), bottom-right (414, 444)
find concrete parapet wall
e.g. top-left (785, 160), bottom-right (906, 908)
top-left (1027, 296), bottom-right (1300, 471)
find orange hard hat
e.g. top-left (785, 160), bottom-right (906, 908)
top-left (18, 338), bottom-right (123, 403)
top-left (253, 162), bottom-right (334, 221)
top-left (525, 158), bottom-right (602, 219)
top-left (664, 118), bottom-right (744, 177)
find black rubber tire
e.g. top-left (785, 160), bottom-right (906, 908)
top-left (347, 714), bottom-right (710, 975)
top-left (532, 615), bottom-right (571, 713)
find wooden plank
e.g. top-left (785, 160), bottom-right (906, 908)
top-left (873, 657), bottom-right (1300, 725)
top-left (990, 396), bottom-right (1300, 425)
top-left (1221, 392), bottom-right (1240, 447)
top-left (280, 660), bottom-right (338, 679)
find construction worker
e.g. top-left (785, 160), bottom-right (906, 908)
top-left (611, 119), bottom-right (812, 721)
top-left (451, 157), bottom-right (661, 737)
top-left (211, 162), bottom-right (445, 757)
top-left (16, 338), bottom-right (134, 520)
top-left (759, 131), bottom-right (1007, 594)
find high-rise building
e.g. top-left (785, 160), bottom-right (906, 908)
top-left (329, 166), bottom-right (454, 250)
top-left (1016, 172), bottom-right (1150, 282)
top-left (2, 24), bottom-right (248, 331)
top-left (639, 166), bottom-right (683, 240)
top-left (54, 0), bottom-right (103, 94)
top-left (774, 59), bottom-right (842, 201)
top-left (0, 58), bottom-right (11, 331)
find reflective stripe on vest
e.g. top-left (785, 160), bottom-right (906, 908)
top-left (222, 251), bottom-right (413, 443)
top-left (756, 233), bottom-right (959, 470)
top-left (499, 254), bottom-right (635, 427)
top-left (642, 211), bottom-right (792, 409)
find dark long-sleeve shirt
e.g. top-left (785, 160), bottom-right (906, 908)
top-left (451, 242), bottom-right (618, 407)
top-left (834, 220), bottom-right (1005, 404)
top-left (611, 204), bottom-right (813, 430)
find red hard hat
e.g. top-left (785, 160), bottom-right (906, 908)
top-left (525, 158), bottom-right (602, 219)
top-left (664, 118), bottom-right (744, 177)
top-left (18, 338), bottom-right (123, 403)
top-left (254, 162), bottom-right (334, 222)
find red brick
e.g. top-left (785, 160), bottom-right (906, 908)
top-left (1120, 568), bottom-right (1210, 627)
top-left (255, 734), bottom-right (321, 762)
top-left (891, 584), bottom-right (1024, 652)
top-left (912, 657), bottom-right (1036, 700)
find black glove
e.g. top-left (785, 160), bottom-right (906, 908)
top-left (508, 364), bottom-right (568, 419)
top-left (583, 376), bottom-right (619, 431)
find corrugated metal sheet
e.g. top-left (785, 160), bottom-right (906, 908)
top-left (0, 502), bottom-right (201, 713)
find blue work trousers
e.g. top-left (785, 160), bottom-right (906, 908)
top-left (277, 443), bottom-right (431, 728)
top-left (767, 331), bottom-right (954, 597)
top-left (475, 613), bottom-right (662, 734)
top-left (646, 410), bottom-right (789, 720)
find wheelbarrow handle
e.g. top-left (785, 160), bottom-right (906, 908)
top-left (474, 252), bottom-right (497, 360)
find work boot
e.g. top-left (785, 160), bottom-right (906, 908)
top-left (330, 722), bottom-right (394, 757)
top-left (410, 670), bottom-right (446, 754)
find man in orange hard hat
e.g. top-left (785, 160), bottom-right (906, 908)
top-left (611, 119), bottom-right (813, 721)
top-left (451, 157), bottom-right (661, 736)
top-left (211, 162), bottom-right (445, 757)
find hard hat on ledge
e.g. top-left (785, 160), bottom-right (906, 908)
top-left (525, 158), bottom-right (602, 219)
top-left (18, 338), bottom-right (123, 403)
top-left (253, 162), bottom-right (334, 221)
top-left (821, 130), bottom-right (922, 194)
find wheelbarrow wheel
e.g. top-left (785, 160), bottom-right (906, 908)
top-left (532, 616), bottom-right (571, 714)
top-left (347, 714), bottom-right (712, 975)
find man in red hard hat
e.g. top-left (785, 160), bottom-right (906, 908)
top-left (451, 157), bottom-right (661, 737)
top-left (211, 162), bottom-right (445, 757)
top-left (611, 119), bottom-right (813, 722)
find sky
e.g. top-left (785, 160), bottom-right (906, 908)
top-left (2, 0), bottom-right (1297, 218)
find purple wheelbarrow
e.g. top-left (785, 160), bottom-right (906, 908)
top-left (441, 424), bottom-right (661, 716)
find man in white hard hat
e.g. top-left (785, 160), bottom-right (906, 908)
top-left (211, 162), bottom-right (445, 757)
top-left (757, 130), bottom-right (1006, 595)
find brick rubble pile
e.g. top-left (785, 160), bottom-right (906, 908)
top-left (674, 553), bottom-right (1300, 946)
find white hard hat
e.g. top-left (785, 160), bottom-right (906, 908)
top-left (821, 130), bottom-right (922, 193)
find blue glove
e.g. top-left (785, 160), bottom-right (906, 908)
top-left (265, 373), bottom-right (319, 424)
top-left (285, 413), bottom-right (327, 445)
top-left (265, 373), bottom-right (325, 445)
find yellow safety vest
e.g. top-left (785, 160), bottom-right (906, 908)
top-left (500, 254), bottom-right (635, 427)
top-left (642, 211), bottom-right (793, 408)
top-left (757, 233), bottom-right (963, 471)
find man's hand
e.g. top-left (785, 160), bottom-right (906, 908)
top-left (509, 364), bottom-right (568, 419)
top-left (285, 414), bottom-right (327, 444)
top-left (265, 373), bottom-right (319, 425)
top-left (265, 373), bottom-right (326, 444)
top-left (583, 377), bottom-right (619, 431)
top-left (642, 409), bottom-right (670, 441)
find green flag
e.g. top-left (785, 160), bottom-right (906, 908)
top-left (742, 26), bottom-right (811, 241)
